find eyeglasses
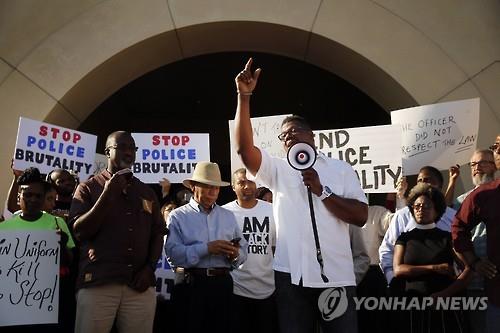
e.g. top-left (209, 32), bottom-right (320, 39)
top-left (468, 160), bottom-right (495, 169)
top-left (106, 144), bottom-right (139, 152)
top-left (489, 143), bottom-right (499, 152)
top-left (412, 203), bottom-right (433, 211)
top-left (277, 127), bottom-right (309, 141)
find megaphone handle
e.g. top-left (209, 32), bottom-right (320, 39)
top-left (307, 187), bottom-right (329, 283)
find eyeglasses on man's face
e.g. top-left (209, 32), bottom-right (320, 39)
top-left (489, 143), bottom-right (499, 152)
top-left (468, 160), bottom-right (495, 169)
top-left (278, 127), bottom-right (309, 141)
top-left (106, 144), bottom-right (138, 152)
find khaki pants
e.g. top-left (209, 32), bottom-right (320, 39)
top-left (75, 284), bottom-right (156, 333)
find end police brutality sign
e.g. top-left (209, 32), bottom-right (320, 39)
top-left (13, 117), bottom-right (97, 180)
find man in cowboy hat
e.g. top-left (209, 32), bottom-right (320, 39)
top-left (165, 161), bottom-right (247, 333)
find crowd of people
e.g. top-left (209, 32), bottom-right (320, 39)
top-left (1, 59), bottom-right (499, 333)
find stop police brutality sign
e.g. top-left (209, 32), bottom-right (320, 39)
top-left (13, 117), bottom-right (97, 180)
top-left (131, 133), bottom-right (210, 184)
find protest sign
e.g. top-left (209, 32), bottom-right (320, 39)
top-left (13, 117), bottom-right (97, 180)
top-left (314, 125), bottom-right (402, 193)
top-left (154, 236), bottom-right (175, 300)
top-left (228, 114), bottom-right (291, 173)
top-left (131, 133), bottom-right (210, 184)
top-left (391, 98), bottom-right (479, 175)
top-left (0, 231), bottom-right (60, 326)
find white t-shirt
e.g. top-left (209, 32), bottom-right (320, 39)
top-left (361, 205), bottom-right (394, 265)
top-left (252, 149), bottom-right (368, 288)
top-left (223, 199), bottom-right (276, 299)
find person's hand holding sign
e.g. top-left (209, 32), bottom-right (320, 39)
top-left (448, 164), bottom-right (460, 181)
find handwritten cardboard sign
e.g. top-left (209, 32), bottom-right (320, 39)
top-left (131, 133), bottom-right (210, 184)
top-left (0, 231), bottom-right (60, 327)
top-left (13, 117), bottom-right (97, 180)
top-left (391, 98), bottom-right (479, 175)
top-left (228, 114), bottom-right (291, 173)
top-left (314, 125), bottom-right (402, 193)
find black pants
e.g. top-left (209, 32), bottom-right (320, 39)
top-left (231, 293), bottom-right (278, 333)
top-left (274, 271), bottom-right (358, 333)
top-left (356, 265), bottom-right (388, 333)
top-left (173, 273), bottom-right (233, 333)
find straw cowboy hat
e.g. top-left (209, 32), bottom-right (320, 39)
top-left (182, 161), bottom-right (230, 188)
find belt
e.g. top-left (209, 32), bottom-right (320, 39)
top-left (185, 267), bottom-right (230, 277)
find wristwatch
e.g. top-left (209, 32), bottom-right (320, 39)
top-left (318, 185), bottom-right (333, 201)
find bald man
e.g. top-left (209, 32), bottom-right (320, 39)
top-left (70, 131), bottom-right (166, 333)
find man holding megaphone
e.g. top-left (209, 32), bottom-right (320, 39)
top-left (234, 58), bottom-right (368, 333)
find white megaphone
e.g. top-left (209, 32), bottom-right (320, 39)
top-left (286, 142), bottom-right (317, 170)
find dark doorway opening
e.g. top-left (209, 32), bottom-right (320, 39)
top-left (79, 52), bottom-right (389, 204)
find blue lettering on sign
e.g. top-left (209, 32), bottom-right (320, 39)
top-left (26, 136), bottom-right (85, 157)
top-left (142, 149), bottom-right (196, 160)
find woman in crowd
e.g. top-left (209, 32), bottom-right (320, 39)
top-left (393, 183), bottom-right (471, 333)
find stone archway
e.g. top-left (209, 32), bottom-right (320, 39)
top-left (1, 0), bottom-right (498, 204)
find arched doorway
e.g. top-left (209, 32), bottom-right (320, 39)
top-left (78, 52), bottom-right (390, 202)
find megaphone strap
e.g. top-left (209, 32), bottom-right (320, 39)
top-left (307, 187), bottom-right (329, 283)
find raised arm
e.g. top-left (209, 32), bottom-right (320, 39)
top-left (6, 162), bottom-right (22, 213)
top-left (234, 58), bottom-right (262, 175)
top-left (444, 164), bottom-right (460, 207)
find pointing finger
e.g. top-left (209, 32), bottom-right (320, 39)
top-left (244, 58), bottom-right (253, 71)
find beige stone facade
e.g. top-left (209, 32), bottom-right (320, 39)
top-left (1, 0), bottom-right (499, 207)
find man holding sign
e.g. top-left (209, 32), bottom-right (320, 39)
top-left (70, 131), bottom-right (166, 333)
top-left (234, 58), bottom-right (368, 333)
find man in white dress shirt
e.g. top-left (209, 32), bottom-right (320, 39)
top-left (233, 58), bottom-right (368, 333)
